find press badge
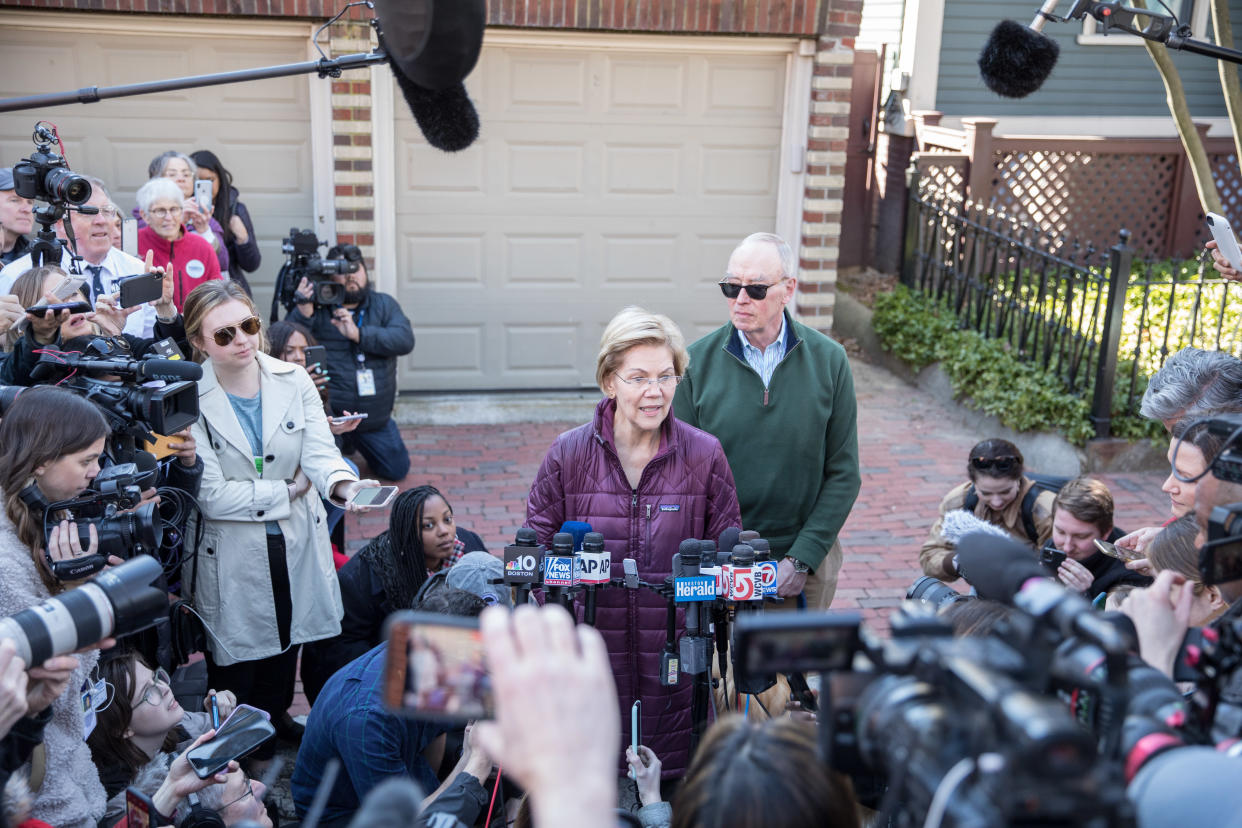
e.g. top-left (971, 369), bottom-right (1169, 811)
top-left (81, 679), bottom-right (96, 739)
top-left (356, 368), bottom-right (377, 397)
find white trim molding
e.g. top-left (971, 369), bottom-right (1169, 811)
top-left (897, 0), bottom-right (946, 111)
top-left (309, 25), bottom-right (337, 245)
top-left (371, 62), bottom-right (397, 298)
top-left (777, 45), bottom-right (815, 254)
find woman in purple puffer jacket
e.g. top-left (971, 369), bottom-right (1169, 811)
top-left (526, 306), bottom-right (741, 781)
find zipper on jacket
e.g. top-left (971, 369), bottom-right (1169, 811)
top-left (763, 388), bottom-right (769, 406)
top-left (645, 503), bottom-right (652, 552)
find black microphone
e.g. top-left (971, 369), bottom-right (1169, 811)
top-left (978, 0), bottom-right (1062, 98)
top-left (580, 531), bottom-right (608, 627)
top-left (545, 531), bottom-right (578, 609)
top-left (135, 357), bottom-right (203, 382)
top-left (346, 777), bottom-right (424, 828)
top-left (502, 527), bottom-right (544, 604)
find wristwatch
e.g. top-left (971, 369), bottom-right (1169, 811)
top-left (790, 557), bottom-right (811, 574)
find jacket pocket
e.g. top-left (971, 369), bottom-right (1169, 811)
top-left (191, 529), bottom-right (222, 616)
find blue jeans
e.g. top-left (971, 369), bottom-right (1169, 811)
top-left (338, 417), bottom-right (411, 481)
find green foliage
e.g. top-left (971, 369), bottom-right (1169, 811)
top-left (873, 286), bottom-right (1097, 446)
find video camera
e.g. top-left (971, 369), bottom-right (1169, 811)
top-left (18, 461), bottom-right (162, 581)
top-left (271, 228), bottom-right (360, 320)
top-left (10, 122), bottom-right (96, 268)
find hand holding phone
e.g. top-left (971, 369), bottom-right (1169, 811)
top-left (348, 484), bottom-right (398, 509)
top-left (383, 611), bottom-right (492, 722)
top-left (26, 301), bottom-right (91, 316)
top-left (194, 179), bottom-right (214, 215)
top-left (330, 412), bottom-right (368, 425)
top-left (184, 704), bottom-right (275, 778)
top-left (1207, 212), bottom-right (1242, 271)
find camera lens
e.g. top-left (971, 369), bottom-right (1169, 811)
top-left (43, 167), bottom-right (92, 205)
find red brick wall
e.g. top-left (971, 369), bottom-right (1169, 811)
top-left (0, 0), bottom-right (824, 34)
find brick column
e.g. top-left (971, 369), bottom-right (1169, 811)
top-left (797, 10), bottom-right (861, 332)
top-left (329, 20), bottom-right (377, 267)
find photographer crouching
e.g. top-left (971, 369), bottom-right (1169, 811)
top-left (284, 242), bottom-right (415, 482)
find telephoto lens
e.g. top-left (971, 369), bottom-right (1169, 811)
top-left (0, 555), bottom-right (167, 665)
top-left (907, 575), bottom-right (971, 610)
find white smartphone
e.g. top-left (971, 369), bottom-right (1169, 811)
top-left (1207, 212), bottom-right (1242, 271)
top-left (194, 179), bottom-right (214, 215)
top-left (628, 700), bottom-right (641, 780)
top-left (330, 413), bottom-right (368, 425)
top-left (122, 218), bottom-right (138, 257)
top-left (349, 485), bottom-right (398, 509)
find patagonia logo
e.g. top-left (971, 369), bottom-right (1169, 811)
top-left (659, 504), bottom-right (680, 512)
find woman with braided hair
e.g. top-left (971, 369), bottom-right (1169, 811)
top-left (299, 485), bottom-right (487, 703)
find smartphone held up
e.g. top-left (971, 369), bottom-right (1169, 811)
top-left (383, 611), bottom-right (493, 723)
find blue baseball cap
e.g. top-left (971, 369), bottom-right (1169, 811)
top-left (0, 168), bottom-right (13, 191)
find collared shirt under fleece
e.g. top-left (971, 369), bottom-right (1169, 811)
top-left (737, 312), bottom-right (787, 388)
top-left (673, 309), bottom-right (861, 572)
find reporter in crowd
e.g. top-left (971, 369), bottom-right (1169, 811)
top-left (286, 244), bottom-right (415, 481)
top-left (182, 279), bottom-right (378, 770)
top-left (174, 765), bottom-right (272, 828)
top-left (87, 650), bottom-right (237, 826)
top-left (0, 168), bottom-right (33, 266)
top-left (526, 306), bottom-right (741, 780)
top-left (0, 177), bottom-right (155, 338)
top-left (137, 177), bottom-right (223, 308)
top-left (1141, 514), bottom-right (1227, 626)
top-left (144, 151), bottom-right (229, 275)
top-left (300, 485), bottom-right (488, 704)
top-left (0, 386), bottom-right (117, 826)
top-left (1043, 477), bottom-right (1148, 598)
top-left (921, 438), bottom-right (1055, 581)
top-left (190, 150), bottom-right (261, 296)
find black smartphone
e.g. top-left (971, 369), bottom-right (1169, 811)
top-left (26, 301), bottom-right (91, 315)
top-left (303, 345), bottom-right (327, 372)
top-left (734, 611), bottom-right (861, 679)
top-left (118, 272), bottom-right (164, 309)
top-left (184, 704), bottom-right (275, 779)
top-left (125, 787), bottom-right (155, 828)
top-left (1040, 547), bottom-right (1068, 573)
top-left (383, 610), bottom-right (492, 722)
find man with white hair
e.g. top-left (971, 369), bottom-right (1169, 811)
top-left (0, 176), bottom-right (154, 338)
top-left (1139, 346), bottom-right (1242, 429)
top-left (673, 232), bottom-right (860, 610)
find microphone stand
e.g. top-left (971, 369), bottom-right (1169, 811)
top-left (1065, 0), bottom-right (1242, 63)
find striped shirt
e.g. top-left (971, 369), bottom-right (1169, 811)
top-left (737, 315), bottom-right (788, 388)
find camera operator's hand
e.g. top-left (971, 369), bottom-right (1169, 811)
top-left (28, 290), bottom-right (72, 345)
top-left (328, 410), bottom-right (362, 436)
top-left (776, 557), bottom-right (808, 598)
top-left (169, 427), bottom-right (197, 467)
top-left (46, 520), bottom-right (98, 565)
top-left (1117, 526), bottom-right (1160, 557)
top-left (25, 655), bottom-right (79, 716)
top-left (204, 689), bottom-right (236, 722)
top-left (1056, 558), bottom-right (1094, 593)
top-left (1207, 240), bottom-right (1242, 282)
top-left (151, 729), bottom-right (238, 819)
top-left (0, 294), bottom-right (24, 338)
top-left (1122, 569), bottom-right (1194, 677)
top-left (625, 746), bottom-right (662, 807)
top-left (333, 478), bottom-right (382, 511)
top-left (331, 307), bottom-right (360, 343)
top-left (294, 277), bottom-right (313, 308)
top-left (474, 605), bottom-right (618, 828)
top-left (0, 640), bottom-right (30, 739)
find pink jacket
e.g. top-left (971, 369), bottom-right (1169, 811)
top-left (525, 398), bottom-right (741, 777)
top-left (138, 225), bottom-right (223, 308)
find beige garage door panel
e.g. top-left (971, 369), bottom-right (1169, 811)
top-left (394, 38), bottom-right (790, 391)
top-left (0, 16), bottom-right (314, 317)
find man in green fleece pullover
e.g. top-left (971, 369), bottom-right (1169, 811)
top-left (673, 232), bottom-right (860, 609)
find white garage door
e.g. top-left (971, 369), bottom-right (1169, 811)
top-left (390, 33), bottom-right (800, 391)
top-left (0, 11), bottom-right (319, 318)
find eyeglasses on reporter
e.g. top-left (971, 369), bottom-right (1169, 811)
top-left (136, 666), bottom-right (172, 707)
top-left (718, 277), bottom-right (788, 301)
top-left (969, 455), bottom-right (1020, 475)
top-left (212, 315), bottom-right (263, 347)
top-left (147, 205), bottom-right (183, 219)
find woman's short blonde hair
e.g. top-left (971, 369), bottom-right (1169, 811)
top-left (595, 306), bottom-right (689, 389)
top-left (182, 279), bottom-right (268, 362)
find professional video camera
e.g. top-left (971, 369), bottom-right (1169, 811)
top-left (17, 462), bottom-right (162, 581)
top-left (270, 228), bottom-right (361, 320)
top-left (0, 556), bottom-right (167, 665)
top-left (11, 122), bottom-right (96, 268)
top-left (21, 336), bottom-right (201, 462)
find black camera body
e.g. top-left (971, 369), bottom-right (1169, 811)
top-left (11, 123), bottom-right (96, 268)
top-left (21, 463), bottom-right (163, 581)
top-left (273, 228), bottom-right (360, 316)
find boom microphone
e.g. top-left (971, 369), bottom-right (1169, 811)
top-left (388, 64), bottom-right (480, 153)
top-left (978, 0), bottom-right (1062, 98)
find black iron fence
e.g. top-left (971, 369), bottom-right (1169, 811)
top-left (900, 170), bottom-right (1242, 438)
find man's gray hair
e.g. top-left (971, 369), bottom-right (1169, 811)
top-left (147, 150), bottom-right (196, 179)
top-left (729, 232), bottom-right (797, 281)
top-left (83, 175), bottom-right (109, 202)
top-left (1140, 346), bottom-right (1242, 425)
top-left (175, 786), bottom-right (227, 824)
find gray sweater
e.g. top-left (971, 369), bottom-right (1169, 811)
top-left (0, 494), bottom-right (105, 827)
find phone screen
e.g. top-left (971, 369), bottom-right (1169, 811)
top-left (383, 611), bottom-right (492, 722)
top-left (185, 705), bottom-right (274, 778)
top-left (350, 485), bottom-right (397, 508)
top-left (125, 787), bottom-right (154, 828)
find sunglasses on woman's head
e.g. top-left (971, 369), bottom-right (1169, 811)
top-left (970, 455), bottom-right (1019, 474)
top-left (212, 315), bottom-right (262, 347)
top-left (718, 278), bottom-right (785, 301)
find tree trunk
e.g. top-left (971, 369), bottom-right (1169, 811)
top-left (1132, 0), bottom-right (1223, 214)
top-left (1212, 0), bottom-right (1242, 165)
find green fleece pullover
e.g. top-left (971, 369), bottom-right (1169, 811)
top-left (672, 311), bottom-right (860, 571)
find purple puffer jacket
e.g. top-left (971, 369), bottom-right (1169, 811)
top-left (526, 398), bottom-right (741, 778)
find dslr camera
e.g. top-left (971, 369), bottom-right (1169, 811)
top-left (10, 122), bottom-right (96, 268)
top-left (272, 228), bottom-right (360, 318)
